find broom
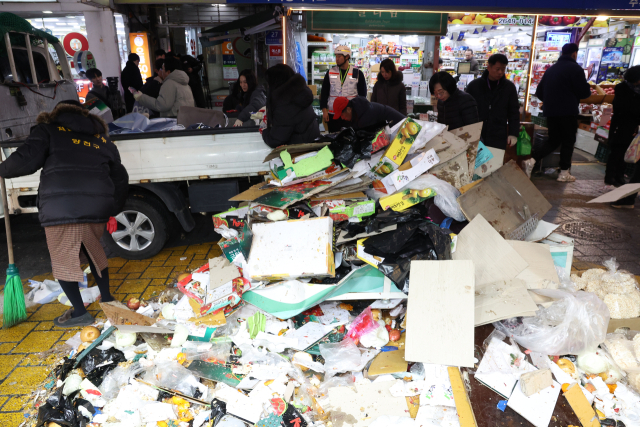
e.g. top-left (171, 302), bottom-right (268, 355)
top-left (0, 177), bottom-right (26, 328)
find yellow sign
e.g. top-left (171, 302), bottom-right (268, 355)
top-left (129, 32), bottom-right (152, 80)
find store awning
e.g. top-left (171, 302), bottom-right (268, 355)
top-left (307, 11), bottom-right (448, 36)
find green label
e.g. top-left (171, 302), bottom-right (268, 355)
top-left (308, 11), bottom-right (448, 35)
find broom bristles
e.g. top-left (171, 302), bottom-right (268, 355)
top-left (3, 268), bottom-right (27, 329)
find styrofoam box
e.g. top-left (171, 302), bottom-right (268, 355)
top-left (248, 217), bottom-right (335, 281)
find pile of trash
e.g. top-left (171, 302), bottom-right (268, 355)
top-left (24, 119), bottom-right (640, 427)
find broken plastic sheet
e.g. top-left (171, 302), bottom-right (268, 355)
top-left (242, 265), bottom-right (396, 319)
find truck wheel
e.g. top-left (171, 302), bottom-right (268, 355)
top-left (104, 196), bottom-right (168, 260)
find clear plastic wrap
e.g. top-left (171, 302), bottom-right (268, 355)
top-left (315, 374), bottom-right (355, 399)
top-left (184, 339), bottom-right (232, 364)
top-left (319, 338), bottom-right (362, 378)
top-left (141, 360), bottom-right (201, 397)
top-left (494, 288), bottom-right (610, 355)
top-left (99, 362), bottom-right (145, 400)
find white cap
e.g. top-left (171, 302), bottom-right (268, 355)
top-left (334, 45), bottom-right (351, 57)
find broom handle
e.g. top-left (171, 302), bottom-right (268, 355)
top-left (0, 177), bottom-right (14, 265)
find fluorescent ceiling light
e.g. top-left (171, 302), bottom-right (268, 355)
top-left (43, 11), bottom-right (53, 14)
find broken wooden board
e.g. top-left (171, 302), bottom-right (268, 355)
top-left (452, 214), bottom-right (529, 286)
top-left (587, 183), bottom-right (640, 203)
top-left (457, 160), bottom-right (552, 238)
top-left (327, 381), bottom-right (410, 426)
top-left (448, 367), bottom-right (478, 427)
top-left (430, 150), bottom-right (470, 189)
top-left (449, 121), bottom-right (483, 179)
top-left (507, 241), bottom-right (560, 289)
top-left (474, 278), bottom-right (538, 326)
top-left (563, 383), bottom-right (601, 427)
top-left (405, 260), bottom-right (475, 368)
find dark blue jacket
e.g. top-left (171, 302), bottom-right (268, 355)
top-left (350, 96), bottom-right (405, 130)
top-left (536, 55), bottom-right (591, 117)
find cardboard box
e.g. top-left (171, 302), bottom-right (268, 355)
top-left (379, 187), bottom-right (436, 212)
top-left (607, 317), bottom-right (640, 333)
top-left (248, 217), bottom-right (335, 281)
top-left (541, 233), bottom-right (574, 274)
top-left (578, 122), bottom-right (592, 132)
top-left (356, 238), bottom-right (384, 267)
top-left (376, 149), bottom-right (440, 194)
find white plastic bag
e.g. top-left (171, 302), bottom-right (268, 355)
top-left (319, 338), bottom-right (362, 378)
top-left (494, 288), bottom-right (610, 355)
top-left (386, 119), bottom-right (447, 155)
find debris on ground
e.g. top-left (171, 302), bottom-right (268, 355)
top-left (20, 121), bottom-right (640, 427)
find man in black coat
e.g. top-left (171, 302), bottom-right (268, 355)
top-left (530, 43), bottom-right (591, 182)
top-left (181, 54), bottom-right (207, 109)
top-left (335, 96), bottom-right (405, 131)
top-left (121, 53), bottom-right (144, 113)
top-left (466, 54), bottom-right (520, 150)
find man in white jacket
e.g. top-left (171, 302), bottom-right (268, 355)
top-left (134, 56), bottom-right (195, 118)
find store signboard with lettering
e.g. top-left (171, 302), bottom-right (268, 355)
top-left (129, 33), bottom-right (152, 80)
top-left (308, 11), bottom-right (448, 35)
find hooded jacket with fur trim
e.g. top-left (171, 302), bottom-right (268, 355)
top-left (0, 104), bottom-right (129, 227)
top-left (262, 74), bottom-right (320, 148)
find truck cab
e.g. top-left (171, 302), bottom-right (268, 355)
top-left (0, 17), bottom-right (271, 260)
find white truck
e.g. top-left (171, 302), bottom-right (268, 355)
top-left (0, 19), bottom-right (270, 260)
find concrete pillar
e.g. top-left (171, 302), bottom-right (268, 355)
top-left (83, 10), bottom-right (121, 79)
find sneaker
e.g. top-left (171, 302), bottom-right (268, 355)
top-left (53, 309), bottom-right (95, 328)
top-left (522, 158), bottom-right (536, 178)
top-left (557, 170), bottom-right (576, 182)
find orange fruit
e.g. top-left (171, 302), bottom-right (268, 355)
top-left (462, 16), bottom-right (473, 24)
top-left (494, 19), bottom-right (500, 24)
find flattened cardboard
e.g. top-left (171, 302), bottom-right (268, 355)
top-left (563, 383), bottom-right (601, 427)
top-left (281, 146), bottom-right (334, 178)
top-left (607, 317), bottom-right (640, 333)
top-left (474, 278), bottom-right (538, 326)
top-left (336, 224), bottom-right (397, 245)
top-left (457, 161), bottom-right (552, 238)
top-left (310, 191), bottom-right (367, 201)
top-left (368, 333), bottom-right (407, 375)
top-left (452, 215), bottom-right (528, 286)
top-left (507, 241), bottom-right (560, 289)
top-left (474, 147), bottom-right (505, 179)
top-left (448, 367), bottom-right (478, 427)
top-left (405, 260), bottom-right (475, 368)
top-left (587, 183), bottom-right (640, 203)
top-left (430, 150), bottom-right (470, 188)
top-left (508, 377), bottom-right (561, 427)
top-left (449, 122), bottom-right (483, 177)
top-left (229, 183), bottom-right (274, 202)
top-left (263, 142), bottom-right (330, 162)
top-left (100, 301), bottom-right (173, 333)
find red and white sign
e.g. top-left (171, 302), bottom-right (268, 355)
top-left (62, 32), bottom-right (89, 57)
top-left (190, 39), bottom-right (196, 56)
top-left (269, 45), bottom-right (283, 58)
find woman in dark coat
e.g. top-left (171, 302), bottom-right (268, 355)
top-left (0, 101), bottom-right (129, 327)
top-left (429, 71), bottom-right (479, 131)
top-left (262, 64), bottom-right (320, 148)
top-left (371, 59), bottom-right (407, 115)
top-left (223, 69), bottom-right (266, 127)
top-left (121, 53), bottom-right (144, 113)
top-left (605, 66), bottom-right (640, 208)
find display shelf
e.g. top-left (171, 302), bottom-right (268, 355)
top-left (308, 42), bottom-right (331, 46)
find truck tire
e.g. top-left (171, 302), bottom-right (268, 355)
top-left (103, 196), bottom-right (169, 260)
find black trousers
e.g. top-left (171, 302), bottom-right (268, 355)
top-left (605, 128), bottom-right (635, 185)
top-left (616, 164), bottom-right (640, 206)
top-left (534, 116), bottom-right (578, 171)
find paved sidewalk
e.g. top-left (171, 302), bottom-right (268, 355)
top-left (0, 162), bottom-right (637, 425)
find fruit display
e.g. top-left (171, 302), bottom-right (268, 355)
top-left (538, 15), bottom-right (598, 27)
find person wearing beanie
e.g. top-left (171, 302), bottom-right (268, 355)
top-left (121, 52), bottom-right (144, 113)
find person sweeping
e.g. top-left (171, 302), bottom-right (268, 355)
top-left (0, 100), bottom-right (129, 328)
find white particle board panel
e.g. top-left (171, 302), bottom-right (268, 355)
top-left (405, 260), bottom-right (475, 368)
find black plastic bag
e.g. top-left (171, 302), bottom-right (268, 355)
top-left (328, 127), bottom-right (378, 169)
top-left (365, 207), bottom-right (426, 234)
top-left (363, 221), bottom-right (421, 257)
top-left (80, 347), bottom-right (125, 387)
top-left (36, 389), bottom-right (78, 427)
top-left (211, 398), bottom-right (227, 426)
top-left (282, 403), bottom-right (308, 427)
top-left (419, 222), bottom-right (453, 260)
top-left (55, 357), bottom-right (75, 382)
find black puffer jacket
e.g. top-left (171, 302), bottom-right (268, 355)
top-left (436, 89), bottom-right (480, 131)
top-left (535, 55), bottom-right (591, 117)
top-left (466, 70), bottom-right (520, 149)
top-left (0, 104), bottom-right (129, 227)
top-left (262, 74), bottom-right (320, 148)
top-left (223, 85), bottom-right (267, 122)
top-left (350, 96), bottom-right (406, 131)
top-left (371, 72), bottom-right (407, 115)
